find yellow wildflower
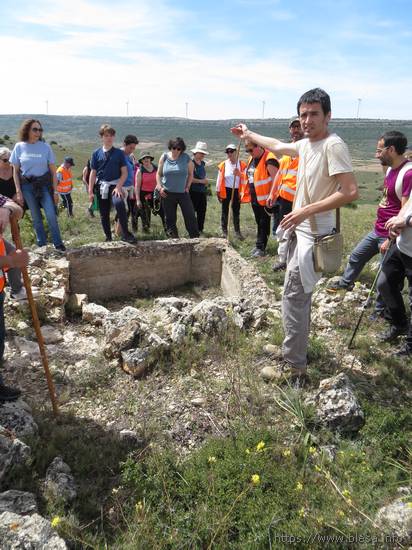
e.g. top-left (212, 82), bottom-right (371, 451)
top-left (337, 510), bottom-right (345, 518)
top-left (251, 474), bottom-right (260, 485)
top-left (208, 456), bottom-right (217, 464)
top-left (407, 502), bottom-right (412, 509)
top-left (256, 441), bottom-right (265, 452)
top-left (282, 449), bottom-right (291, 457)
top-left (245, 448), bottom-right (250, 455)
top-left (317, 516), bottom-right (324, 525)
top-left (51, 516), bottom-right (61, 528)
top-left (308, 446), bottom-right (317, 455)
top-left (314, 465), bottom-right (322, 472)
top-left (295, 481), bottom-right (303, 492)
top-left (298, 507), bottom-right (305, 518)
top-left (135, 501), bottom-right (144, 513)
top-left (342, 489), bottom-right (351, 499)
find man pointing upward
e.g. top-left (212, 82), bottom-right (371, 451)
top-left (232, 88), bottom-right (358, 381)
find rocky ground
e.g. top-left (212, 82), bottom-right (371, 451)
top-left (0, 244), bottom-right (410, 547)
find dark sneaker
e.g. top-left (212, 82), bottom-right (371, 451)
top-left (326, 280), bottom-right (354, 292)
top-left (105, 237), bottom-right (113, 242)
top-left (378, 325), bottom-right (408, 342)
top-left (122, 233), bottom-right (137, 244)
top-left (272, 261), bottom-right (286, 272)
top-left (55, 244), bottom-right (66, 252)
top-left (87, 206), bottom-right (95, 218)
top-left (393, 344), bottom-right (412, 358)
top-left (0, 384), bottom-right (21, 402)
top-left (235, 231), bottom-right (245, 241)
top-left (221, 229), bottom-right (228, 238)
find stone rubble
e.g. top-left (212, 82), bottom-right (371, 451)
top-left (0, 428), bottom-right (31, 486)
top-left (0, 511), bottom-right (67, 549)
top-left (44, 457), bottom-right (77, 505)
top-left (375, 495), bottom-right (412, 542)
top-left (0, 490), bottom-right (38, 516)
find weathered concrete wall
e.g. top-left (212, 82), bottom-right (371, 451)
top-left (67, 239), bottom-right (223, 301)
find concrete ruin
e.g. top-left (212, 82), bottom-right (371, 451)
top-left (66, 238), bottom-right (274, 304)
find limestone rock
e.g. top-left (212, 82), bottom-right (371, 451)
top-left (40, 326), bottom-right (63, 345)
top-left (104, 321), bottom-right (143, 359)
top-left (0, 400), bottom-right (38, 438)
top-left (121, 348), bottom-right (151, 378)
top-left (44, 457), bottom-right (77, 504)
top-left (305, 373), bottom-right (364, 433)
top-left (82, 303), bottom-right (109, 326)
top-left (48, 288), bottom-right (66, 306)
top-left (189, 300), bottom-right (228, 334)
top-left (170, 322), bottom-right (186, 343)
top-left (0, 429), bottom-right (31, 484)
top-left (13, 337), bottom-right (40, 359)
top-left (0, 511), bottom-right (67, 549)
top-left (103, 306), bottom-right (143, 333)
top-left (0, 490), bottom-right (38, 515)
top-left (375, 496), bottom-right (412, 542)
top-left (191, 397), bottom-right (206, 407)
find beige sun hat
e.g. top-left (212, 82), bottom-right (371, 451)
top-left (0, 147), bottom-right (11, 160)
top-left (191, 141), bottom-right (209, 155)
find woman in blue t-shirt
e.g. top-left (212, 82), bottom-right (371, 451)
top-left (10, 119), bottom-right (65, 251)
top-left (155, 137), bottom-right (199, 238)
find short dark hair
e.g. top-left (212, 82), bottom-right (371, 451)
top-left (380, 131), bottom-right (408, 155)
top-left (124, 134), bottom-right (139, 146)
top-left (297, 88), bottom-right (331, 116)
top-left (18, 118), bottom-right (42, 142)
top-left (168, 137), bottom-right (186, 152)
top-left (99, 124), bottom-right (115, 137)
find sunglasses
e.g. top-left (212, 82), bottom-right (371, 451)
top-left (1, 158), bottom-right (9, 163)
top-left (171, 147), bottom-right (182, 151)
top-left (226, 150), bottom-right (235, 154)
top-left (245, 148), bottom-right (255, 153)
top-left (31, 127), bottom-right (43, 132)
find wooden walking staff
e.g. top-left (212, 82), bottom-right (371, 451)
top-left (10, 217), bottom-right (59, 417)
top-left (227, 139), bottom-right (242, 242)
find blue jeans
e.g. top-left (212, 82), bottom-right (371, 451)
top-left (22, 182), bottom-right (63, 247)
top-left (341, 230), bottom-right (386, 311)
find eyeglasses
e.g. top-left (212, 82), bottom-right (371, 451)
top-left (171, 147), bottom-right (182, 151)
top-left (1, 158), bottom-right (9, 163)
top-left (376, 146), bottom-right (389, 154)
top-left (31, 127), bottom-right (43, 132)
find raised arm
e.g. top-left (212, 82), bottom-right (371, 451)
top-left (231, 123), bottom-right (297, 157)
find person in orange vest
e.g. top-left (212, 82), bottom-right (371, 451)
top-left (216, 144), bottom-right (247, 239)
top-left (241, 139), bottom-right (279, 257)
top-left (56, 157), bottom-right (75, 217)
top-left (268, 118), bottom-right (304, 271)
top-left (0, 194), bottom-right (29, 401)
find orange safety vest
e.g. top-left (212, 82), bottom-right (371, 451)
top-left (216, 160), bottom-right (247, 200)
top-left (0, 239), bottom-right (6, 293)
top-left (240, 150), bottom-right (277, 205)
top-left (56, 166), bottom-right (73, 194)
top-left (269, 155), bottom-right (299, 203)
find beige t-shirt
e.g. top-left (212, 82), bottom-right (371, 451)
top-left (294, 133), bottom-right (353, 233)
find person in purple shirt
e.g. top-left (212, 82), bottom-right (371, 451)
top-left (328, 131), bottom-right (412, 319)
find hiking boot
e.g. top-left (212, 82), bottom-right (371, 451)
top-left (368, 310), bottom-right (385, 322)
top-left (326, 280), bottom-right (354, 292)
top-left (10, 288), bottom-right (27, 302)
top-left (272, 261), bottom-right (286, 272)
top-left (274, 361), bottom-right (310, 386)
top-left (393, 344), bottom-right (412, 358)
top-left (55, 244), bottom-right (66, 252)
top-left (105, 236), bottom-right (113, 242)
top-left (0, 384), bottom-right (21, 402)
top-left (221, 229), bottom-right (228, 238)
top-left (378, 325), bottom-right (408, 342)
top-left (235, 231), bottom-right (245, 241)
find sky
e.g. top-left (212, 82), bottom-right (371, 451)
top-left (1, 0), bottom-right (411, 119)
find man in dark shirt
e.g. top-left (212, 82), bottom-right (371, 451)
top-left (89, 125), bottom-right (136, 243)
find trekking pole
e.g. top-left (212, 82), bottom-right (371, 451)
top-left (348, 241), bottom-right (394, 350)
top-left (10, 217), bottom-right (59, 417)
top-left (227, 139), bottom-right (242, 242)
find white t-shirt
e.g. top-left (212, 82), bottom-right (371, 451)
top-left (294, 133), bottom-right (353, 234)
top-left (397, 200), bottom-right (412, 257)
top-left (216, 159), bottom-right (241, 190)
